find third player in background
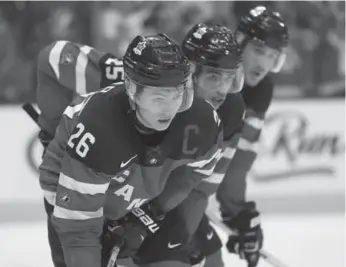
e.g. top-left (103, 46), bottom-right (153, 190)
top-left (194, 6), bottom-right (289, 267)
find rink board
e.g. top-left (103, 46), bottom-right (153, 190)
top-left (0, 100), bottom-right (344, 215)
top-left (0, 101), bottom-right (344, 267)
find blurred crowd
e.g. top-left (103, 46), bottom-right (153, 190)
top-left (0, 1), bottom-right (344, 104)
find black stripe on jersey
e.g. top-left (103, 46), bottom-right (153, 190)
top-left (214, 157), bottom-right (231, 174)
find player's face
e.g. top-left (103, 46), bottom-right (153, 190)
top-left (243, 41), bottom-right (280, 86)
top-left (135, 86), bottom-right (184, 131)
top-left (194, 65), bottom-right (235, 109)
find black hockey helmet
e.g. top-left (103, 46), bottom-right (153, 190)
top-left (182, 23), bottom-right (242, 70)
top-left (123, 33), bottom-right (190, 88)
top-left (237, 6), bottom-right (288, 73)
top-left (237, 6), bottom-right (288, 50)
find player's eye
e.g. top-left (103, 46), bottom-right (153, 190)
top-left (254, 46), bottom-right (265, 55)
top-left (153, 97), bottom-right (165, 103)
top-left (206, 73), bottom-right (220, 83)
top-left (172, 91), bottom-right (183, 100)
top-left (224, 73), bottom-right (235, 82)
top-left (267, 52), bottom-right (277, 60)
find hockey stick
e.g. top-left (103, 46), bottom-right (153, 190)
top-left (258, 250), bottom-right (291, 267)
top-left (22, 103), bottom-right (40, 126)
top-left (206, 211), bottom-right (291, 267)
top-left (107, 245), bottom-right (121, 267)
top-left (22, 102), bottom-right (54, 143)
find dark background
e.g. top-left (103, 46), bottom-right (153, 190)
top-left (0, 1), bottom-right (344, 104)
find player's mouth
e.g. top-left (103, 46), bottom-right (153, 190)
top-left (250, 67), bottom-right (265, 79)
top-left (158, 118), bottom-right (171, 124)
top-left (251, 70), bottom-right (262, 78)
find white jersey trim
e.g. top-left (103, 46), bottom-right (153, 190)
top-left (59, 172), bottom-right (109, 195)
top-left (48, 40), bottom-right (68, 79)
top-left (53, 206), bottom-right (103, 220)
top-left (75, 45), bottom-right (93, 95)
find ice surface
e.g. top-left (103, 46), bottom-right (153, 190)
top-left (0, 215), bottom-right (344, 267)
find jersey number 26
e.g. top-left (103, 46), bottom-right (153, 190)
top-left (67, 123), bottom-right (95, 158)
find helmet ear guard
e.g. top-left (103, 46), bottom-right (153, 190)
top-left (230, 64), bottom-right (245, 93)
top-left (271, 52), bottom-right (286, 73)
top-left (124, 76), bottom-right (136, 100)
top-left (178, 84), bottom-right (194, 113)
top-left (124, 76), bottom-right (137, 110)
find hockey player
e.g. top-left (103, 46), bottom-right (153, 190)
top-left (188, 6), bottom-right (289, 267)
top-left (36, 39), bottom-right (126, 267)
top-left (36, 40), bottom-right (125, 150)
top-left (107, 24), bottom-right (246, 267)
top-left (115, 7), bottom-right (289, 267)
top-left (39, 33), bottom-right (224, 267)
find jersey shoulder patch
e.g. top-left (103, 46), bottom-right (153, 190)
top-left (66, 84), bottom-right (133, 175)
top-left (37, 40), bottom-right (86, 79)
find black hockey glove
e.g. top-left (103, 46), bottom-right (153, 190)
top-left (224, 201), bottom-right (263, 267)
top-left (38, 130), bottom-right (53, 158)
top-left (102, 202), bottom-right (164, 259)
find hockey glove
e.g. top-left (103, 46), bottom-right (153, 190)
top-left (224, 201), bottom-right (263, 267)
top-left (38, 130), bottom-right (53, 158)
top-left (102, 203), bottom-right (163, 259)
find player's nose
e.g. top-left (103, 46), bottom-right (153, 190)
top-left (159, 107), bottom-right (176, 118)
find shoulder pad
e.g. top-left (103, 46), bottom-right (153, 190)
top-left (242, 75), bottom-right (274, 114)
top-left (37, 40), bottom-right (79, 80)
top-left (37, 40), bottom-right (113, 94)
top-left (218, 93), bottom-right (246, 140)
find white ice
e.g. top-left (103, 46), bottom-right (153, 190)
top-left (0, 215), bottom-right (344, 267)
